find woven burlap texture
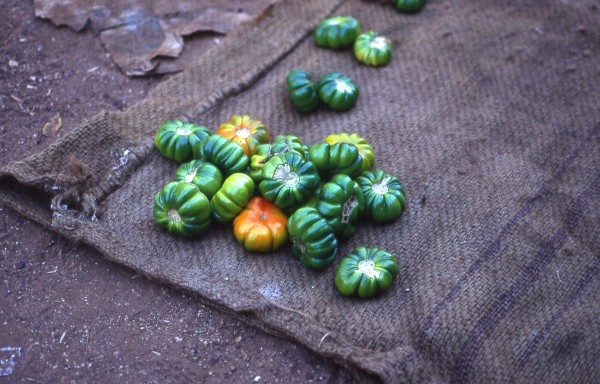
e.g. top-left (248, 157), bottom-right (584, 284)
top-left (1, 0), bottom-right (599, 382)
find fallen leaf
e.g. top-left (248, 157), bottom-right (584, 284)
top-left (42, 113), bottom-right (62, 137)
top-left (33, 0), bottom-right (90, 31)
top-left (34, 0), bottom-right (274, 76)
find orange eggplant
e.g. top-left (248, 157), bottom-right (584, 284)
top-left (233, 197), bottom-right (288, 252)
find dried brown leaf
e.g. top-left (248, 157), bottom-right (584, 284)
top-left (42, 113), bottom-right (62, 137)
top-left (34, 0), bottom-right (274, 76)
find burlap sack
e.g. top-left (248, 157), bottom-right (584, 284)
top-left (2, 0), bottom-right (598, 382)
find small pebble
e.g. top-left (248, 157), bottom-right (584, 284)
top-left (15, 261), bottom-right (26, 270)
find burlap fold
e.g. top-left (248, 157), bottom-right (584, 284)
top-left (2, 0), bottom-right (599, 382)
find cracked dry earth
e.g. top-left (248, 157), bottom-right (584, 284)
top-left (0, 2), bottom-right (356, 382)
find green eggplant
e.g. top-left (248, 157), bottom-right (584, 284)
top-left (354, 31), bottom-right (393, 67)
top-left (316, 72), bottom-right (359, 111)
top-left (324, 132), bottom-right (375, 173)
top-left (153, 181), bottom-right (211, 237)
top-left (287, 207), bottom-right (338, 269)
top-left (335, 246), bottom-right (399, 298)
top-left (259, 152), bottom-right (320, 209)
top-left (315, 174), bottom-right (365, 240)
top-left (210, 173), bottom-right (255, 223)
top-left (314, 16), bottom-right (361, 49)
top-left (195, 134), bottom-right (249, 175)
top-left (154, 120), bottom-right (211, 163)
top-left (308, 142), bottom-right (363, 179)
top-left (356, 169), bottom-right (406, 223)
top-left (174, 160), bottom-right (223, 200)
top-left (249, 135), bottom-right (308, 182)
top-left (270, 135), bottom-right (308, 158)
top-left (391, 0), bottom-right (426, 13)
top-left (286, 69), bottom-right (319, 113)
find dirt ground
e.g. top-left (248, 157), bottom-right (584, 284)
top-left (0, 2), bottom-right (355, 382)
